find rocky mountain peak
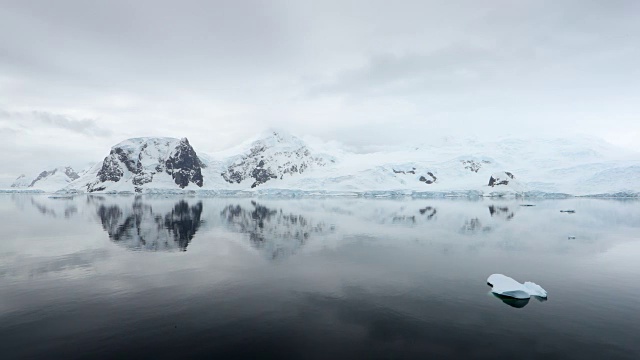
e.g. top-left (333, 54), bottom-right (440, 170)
top-left (488, 171), bottom-right (516, 187)
top-left (11, 166), bottom-right (80, 190)
top-left (221, 132), bottom-right (332, 188)
top-left (165, 137), bottom-right (205, 188)
top-left (86, 137), bottom-right (205, 192)
top-left (10, 174), bottom-right (28, 188)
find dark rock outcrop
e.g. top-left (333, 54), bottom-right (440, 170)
top-left (89, 137), bottom-right (205, 192)
top-left (26, 166), bottom-right (80, 187)
top-left (488, 172), bottom-right (515, 187)
top-left (97, 156), bottom-right (124, 183)
top-left (30, 170), bottom-right (53, 187)
top-left (63, 167), bottom-right (80, 181)
top-left (461, 160), bottom-right (490, 173)
top-left (221, 132), bottom-right (329, 188)
top-left (419, 172), bottom-right (437, 184)
top-left (393, 167), bottom-right (417, 175)
top-left (10, 174), bottom-right (28, 188)
top-left (165, 138), bottom-right (205, 188)
top-left (7, 166), bottom-right (81, 189)
top-left (249, 167), bottom-right (277, 188)
top-left (392, 215), bottom-right (416, 224)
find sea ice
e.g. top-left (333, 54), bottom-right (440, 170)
top-left (487, 274), bottom-right (547, 299)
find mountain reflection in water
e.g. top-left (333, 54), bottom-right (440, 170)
top-left (96, 197), bottom-right (203, 251)
top-left (3, 195), bottom-right (640, 359)
top-left (221, 200), bottom-right (330, 260)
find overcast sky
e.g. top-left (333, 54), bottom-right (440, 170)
top-left (1, 0), bottom-right (639, 184)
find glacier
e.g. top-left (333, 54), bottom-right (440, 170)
top-left (10, 166), bottom-right (80, 192)
top-left (3, 131), bottom-right (640, 197)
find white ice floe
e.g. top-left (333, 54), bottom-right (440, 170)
top-left (487, 274), bottom-right (547, 299)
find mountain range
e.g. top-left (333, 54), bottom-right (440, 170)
top-left (6, 131), bottom-right (640, 197)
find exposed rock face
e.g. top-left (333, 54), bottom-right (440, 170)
top-left (30, 167), bottom-right (79, 187)
top-left (88, 137), bottom-right (205, 192)
top-left (65, 167), bottom-right (80, 180)
top-left (11, 166), bottom-right (79, 190)
top-left (419, 172), bottom-right (437, 184)
top-left (488, 171), bottom-right (515, 187)
top-left (10, 174), bottom-right (29, 188)
top-left (30, 171), bottom-right (52, 187)
top-left (392, 215), bottom-right (416, 224)
top-left (97, 156), bottom-right (124, 183)
top-left (461, 160), bottom-right (490, 173)
top-left (165, 138), bottom-right (205, 188)
top-left (393, 168), bottom-right (416, 175)
top-left (392, 167), bottom-right (437, 185)
top-left (221, 132), bottom-right (331, 188)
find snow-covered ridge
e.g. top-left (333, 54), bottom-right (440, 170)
top-left (11, 166), bottom-right (80, 191)
top-left (5, 132), bottom-right (640, 197)
top-left (73, 137), bottom-right (205, 193)
top-left (219, 132), bottom-right (334, 188)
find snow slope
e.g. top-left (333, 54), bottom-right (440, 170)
top-left (69, 137), bottom-right (205, 193)
top-left (5, 131), bottom-right (639, 197)
top-left (10, 166), bottom-right (80, 192)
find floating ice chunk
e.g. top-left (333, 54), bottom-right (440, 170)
top-left (487, 274), bottom-right (547, 299)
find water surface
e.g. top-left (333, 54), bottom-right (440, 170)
top-left (1, 195), bottom-right (639, 359)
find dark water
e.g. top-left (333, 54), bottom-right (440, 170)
top-left (1, 195), bottom-right (639, 359)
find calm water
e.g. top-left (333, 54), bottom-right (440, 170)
top-left (1, 195), bottom-right (639, 359)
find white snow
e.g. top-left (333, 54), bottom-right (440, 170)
top-left (71, 137), bottom-right (200, 193)
top-left (4, 132), bottom-right (640, 196)
top-left (10, 166), bottom-right (80, 192)
top-left (11, 174), bottom-right (30, 188)
top-left (487, 274), bottom-right (547, 299)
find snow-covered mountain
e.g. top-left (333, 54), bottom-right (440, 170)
top-left (6, 132), bottom-right (640, 197)
top-left (71, 137), bottom-right (205, 193)
top-left (11, 166), bottom-right (80, 191)
top-left (11, 174), bottom-right (30, 188)
top-left (217, 132), bottom-right (334, 188)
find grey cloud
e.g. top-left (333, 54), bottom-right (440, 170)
top-left (0, 127), bottom-right (21, 135)
top-left (1, 110), bottom-right (112, 137)
top-left (308, 46), bottom-right (503, 97)
top-left (29, 111), bottom-right (112, 137)
top-left (0, 0), bottom-right (302, 89)
top-left (0, 0), bottom-right (639, 180)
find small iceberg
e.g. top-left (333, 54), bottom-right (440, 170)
top-left (487, 274), bottom-right (547, 299)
